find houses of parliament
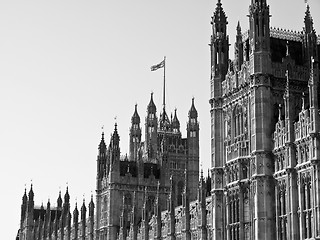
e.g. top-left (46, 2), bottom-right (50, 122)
top-left (17, 0), bottom-right (320, 239)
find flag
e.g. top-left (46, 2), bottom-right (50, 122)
top-left (151, 59), bottom-right (165, 71)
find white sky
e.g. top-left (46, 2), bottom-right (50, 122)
top-left (0, 0), bottom-right (319, 238)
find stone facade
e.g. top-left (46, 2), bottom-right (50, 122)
top-left (17, 0), bottom-right (320, 239)
top-left (209, 0), bottom-right (320, 239)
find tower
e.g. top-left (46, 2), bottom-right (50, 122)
top-left (249, 0), bottom-right (271, 73)
top-left (130, 104), bottom-right (142, 161)
top-left (145, 93), bottom-right (158, 159)
top-left (209, 1), bottom-right (228, 239)
top-left (187, 98), bottom-right (199, 201)
top-left (249, 0), bottom-right (275, 239)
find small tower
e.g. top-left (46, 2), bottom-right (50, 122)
top-left (80, 199), bottom-right (87, 240)
top-left (235, 21), bottom-right (244, 71)
top-left (20, 188), bottom-right (27, 225)
top-left (302, 4), bottom-right (318, 67)
top-left (210, 0), bottom-right (229, 82)
top-left (187, 98), bottom-right (200, 201)
top-left (249, 0), bottom-right (271, 73)
top-left (97, 131), bottom-right (107, 182)
top-left (109, 123), bottom-right (120, 182)
top-left (130, 104), bottom-right (142, 161)
top-left (88, 195), bottom-right (95, 240)
top-left (73, 202), bottom-right (79, 240)
top-left (145, 93), bottom-right (158, 159)
top-left (57, 191), bottom-right (62, 209)
top-left (171, 109), bottom-right (180, 134)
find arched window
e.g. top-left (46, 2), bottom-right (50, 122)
top-left (177, 181), bottom-right (184, 206)
top-left (232, 105), bottom-right (244, 142)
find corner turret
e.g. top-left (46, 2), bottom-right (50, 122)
top-left (130, 104), bottom-right (142, 161)
top-left (303, 4), bottom-right (318, 67)
top-left (249, 0), bottom-right (271, 73)
top-left (145, 93), bottom-right (158, 159)
top-left (210, 0), bottom-right (229, 85)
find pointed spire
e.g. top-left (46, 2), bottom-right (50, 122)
top-left (73, 202), bottom-right (79, 224)
top-left (111, 122), bottom-right (120, 148)
top-left (89, 194), bottom-right (95, 217)
top-left (22, 187), bottom-right (28, 204)
top-left (64, 187), bottom-right (70, 204)
top-left (159, 106), bottom-right (170, 130)
top-left (213, 0), bottom-right (227, 24)
top-left (304, 3), bottom-right (314, 33)
top-left (99, 130), bottom-right (106, 152)
top-left (28, 184), bottom-right (34, 202)
top-left (171, 108), bottom-right (180, 132)
top-left (147, 92), bottom-right (156, 113)
top-left (189, 97), bottom-right (198, 119)
top-left (131, 104), bottom-right (140, 124)
top-left (57, 191), bottom-right (62, 208)
top-left (236, 21), bottom-right (241, 35)
top-left (81, 198), bottom-right (86, 220)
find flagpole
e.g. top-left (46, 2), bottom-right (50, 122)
top-left (163, 56), bottom-right (166, 110)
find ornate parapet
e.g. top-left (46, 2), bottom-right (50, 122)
top-left (270, 27), bottom-right (303, 42)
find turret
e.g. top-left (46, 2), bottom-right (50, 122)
top-left (28, 184), bottom-right (34, 209)
top-left (187, 98), bottom-right (200, 201)
top-left (159, 106), bottom-right (170, 132)
top-left (210, 0), bottom-right (229, 84)
top-left (303, 4), bottom-right (318, 67)
top-left (249, 0), bottom-right (271, 73)
top-left (80, 199), bottom-right (86, 240)
top-left (73, 202), bottom-right (79, 240)
top-left (97, 131), bottom-right (107, 181)
top-left (145, 93), bottom-right (158, 159)
top-left (57, 191), bottom-right (62, 209)
top-left (187, 98), bottom-right (199, 135)
top-left (130, 104), bottom-right (142, 161)
top-left (171, 109), bottom-right (180, 134)
top-left (109, 123), bottom-right (120, 180)
top-left (235, 21), bottom-right (244, 71)
top-left (21, 188), bottom-right (27, 221)
top-left (88, 195), bottom-right (95, 240)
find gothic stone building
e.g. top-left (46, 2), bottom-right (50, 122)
top-left (17, 0), bottom-right (320, 239)
top-left (17, 94), bottom-right (204, 240)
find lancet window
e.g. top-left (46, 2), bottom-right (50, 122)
top-left (232, 105), bottom-right (244, 141)
top-left (275, 153), bottom-right (286, 172)
top-left (243, 189), bottom-right (250, 240)
top-left (277, 181), bottom-right (287, 240)
top-left (228, 190), bottom-right (240, 240)
top-left (300, 173), bottom-right (313, 239)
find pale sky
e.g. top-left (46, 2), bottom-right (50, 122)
top-left (1, 0), bottom-right (319, 238)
